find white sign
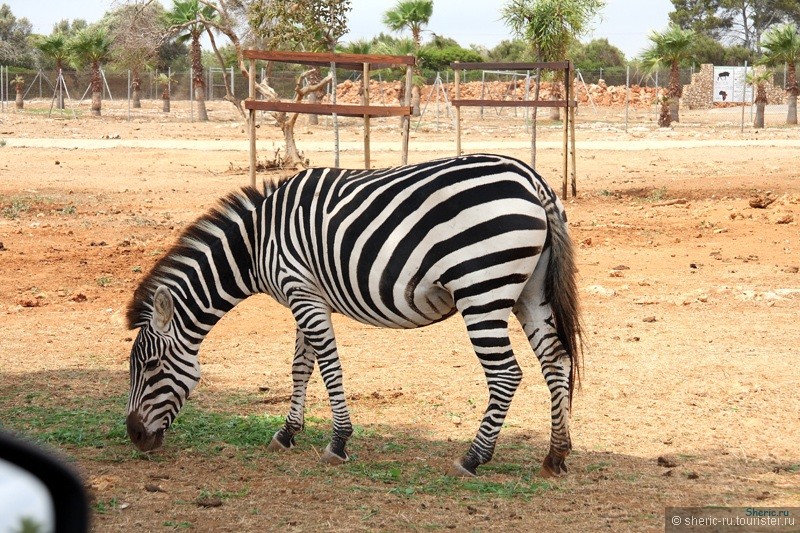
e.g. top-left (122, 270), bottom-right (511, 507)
top-left (713, 66), bottom-right (752, 103)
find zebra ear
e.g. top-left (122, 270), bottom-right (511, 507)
top-left (151, 285), bottom-right (174, 333)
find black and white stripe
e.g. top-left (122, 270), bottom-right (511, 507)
top-left (126, 153), bottom-right (582, 477)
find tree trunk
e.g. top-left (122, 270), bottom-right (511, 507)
top-left (788, 94), bottom-right (798, 125)
top-left (754, 102), bottom-right (765, 128)
top-left (132, 71), bottom-right (142, 109)
top-left (658, 98), bottom-right (671, 128)
top-left (549, 81), bottom-right (562, 120)
top-left (15, 86), bottom-right (23, 110)
top-left (411, 85), bottom-right (421, 116)
top-left (191, 34), bottom-right (208, 121)
top-left (281, 112), bottom-right (303, 164)
top-left (162, 87), bottom-right (171, 113)
top-left (56, 62), bottom-right (65, 110)
top-left (307, 91), bottom-right (320, 125)
top-left (787, 64), bottom-right (798, 125)
top-left (669, 61), bottom-right (682, 123)
top-left (91, 61), bottom-right (102, 116)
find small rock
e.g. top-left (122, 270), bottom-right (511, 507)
top-left (612, 265), bottom-right (630, 270)
top-left (145, 484), bottom-right (165, 493)
top-left (657, 456), bottom-right (678, 468)
top-left (687, 471), bottom-right (700, 480)
top-left (642, 316), bottom-right (657, 323)
top-left (749, 195), bottom-right (776, 209)
top-left (784, 266), bottom-right (799, 274)
top-left (0, 241), bottom-right (5, 251)
top-left (71, 293), bottom-right (87, 303)
top-left (196, 496), bottom-right (223, 508)
top-left (774, 214), bottom-right (794, 224)
top-left (662, 469), bottom-right (673, 477)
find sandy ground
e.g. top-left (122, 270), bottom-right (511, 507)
top-left (0, 100), bottom-right (799, 532)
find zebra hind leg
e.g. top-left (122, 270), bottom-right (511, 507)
top-left (268, 328), bottom-right (315, 452)
top-left (448, 314), bottom-right (522, 477)
top-left (513, 298), bottom-right (574, 477)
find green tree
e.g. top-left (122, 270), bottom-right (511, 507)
top-left (670, 0), bottom-right (800, 52)
top-left (641, 24), bottom-right (695, 126)
top-left (164, 0), bottom-right (218, 121)
top-left (502, 0), bottom-right (605, 119)
top-left (51, 18), bottom-right (88, 36)
top-left (382, 0), bottom-right (433, 115)
top-left (487, 39), bottom-right (536, 63)
top-left (68, 27), bottom-right (112, 117)
top-left (0, 3), bottom-right (33, 67)
top-left (105, 1), bottom-right (167, 109)
top-left (382, 0), bottom-right (434, 49)
top-left (568, 38), bottom-right (625, 71)
top-left (691, 33), bottom-right (754, 64)
top-left (35, 33), bottom-right (70, 109)
top-left (759, 22), bottom-right (800, 124)
top-left (747, 68), bottom-right (772, 127)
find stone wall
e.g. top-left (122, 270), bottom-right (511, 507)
top-left (683, 63), bottom-right (786, 109)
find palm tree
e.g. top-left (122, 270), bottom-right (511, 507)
top-left (760, 23), bottom-right (800, 125)
top-left (35, 33), bottom-right (69, 109)
top-left (747, 69), bottom-right (772, 129)
top-left (641, 24), bottom-right (695, 126)
top-left (14, 75), bottom-right (24, 109)
top-left (68, 28), bottom-right (112, 117)
top-left (156, 72), bottom-right (174, 113)
top-left (383, 0), bottom-right (433, 116)
top-left (164, 0), bottom-right (217, 122)
top-left (382, 0), bottom-right (433, 49)
top-left (502, 0), bottom-right (605, 119)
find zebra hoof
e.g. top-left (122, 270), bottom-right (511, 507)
top-left (320, 443), bottom-right (348, 465)
top-left (266, 434), bottom-right (293, 452)
top-left (540, 451), bottom-right (569, 478)
top-left (446, 460), bottom-right (477, 478)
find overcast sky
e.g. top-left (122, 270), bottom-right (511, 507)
top-left (7, 0), bottom-right (673, 60)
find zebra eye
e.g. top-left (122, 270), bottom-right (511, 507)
top-left (144, 359), bottom-right (159, 371)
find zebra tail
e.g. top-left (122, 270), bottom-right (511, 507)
top-left (543, 200), bottom-right (583, 409)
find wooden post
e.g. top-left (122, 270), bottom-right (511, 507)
top-left (401, 57), bottom-right (413, 165)
top-left (362, 62), bottom-right (371, 169)
top-left (562, 65), bottom-right (569, 199)
top-left (454, 62), bottom-right (461, 156)
top-left (569, 63), bottom-right (577, 197)
top-left (248, 59), bottom-right (256, 188)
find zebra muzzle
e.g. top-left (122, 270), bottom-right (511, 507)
top-left (126, 412), bottom-right (165, 452)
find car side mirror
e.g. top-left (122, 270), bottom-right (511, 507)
top-left (0, 429), bottom-right (88, 532)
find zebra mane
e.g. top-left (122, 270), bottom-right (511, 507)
top-left (126, 179), bottom-right (289, 329)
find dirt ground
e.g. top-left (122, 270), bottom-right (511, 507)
top-left (1, 99), bottom-right (799, 532)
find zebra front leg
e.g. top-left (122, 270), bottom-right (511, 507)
top-left (268, 328), bottom-right (315, 452)
top-left (290, 299), bottom-right (353, 465)
top-left (514, 302), bottom-right (574, 477)
top-left (448, 317), bottom-right (522, 477)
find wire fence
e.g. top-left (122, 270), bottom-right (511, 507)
top-left (1, 64), bottom-right (795, 131)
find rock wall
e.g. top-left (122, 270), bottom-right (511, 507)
top-left (683, 63), bottom-right (786, 109)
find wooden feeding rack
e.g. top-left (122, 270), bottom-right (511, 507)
top-left (243, 50), bottom-right (416, 186)
top-left (451, 61), bottom-right (578, 198)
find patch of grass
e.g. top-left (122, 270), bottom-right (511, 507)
top-left (93, 498), bottom-right (119, 515)
top-left (585, 461), bottom-right (612, 472)
top-left (59, 205), bottom-right (77, 215)
top-left (1, 197), bottom-right (31, 219)
top-left (96, 275), bottom-right (113, 287)
top-left (647, 187), bottom-right (668, 202)
top-left (0, 138), bottom-right (6, 147)
top-left (163, 520), bottom-right (192, 529)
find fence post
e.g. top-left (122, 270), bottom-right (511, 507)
top-left (454, 61), bottom-right (461, 157)
top-left (331, 60), bottom-right (339, 167)
top-left (625, 65), bottom-right (630, 133)
top-left (362, 62), bottom-right (371, 169)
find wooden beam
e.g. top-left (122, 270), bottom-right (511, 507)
top-left (244, 100), bottom-right (412, 118)
top-left (451, 99), bottom-right (578, 108)
top-left (243, 50), bottom-right (416, 70)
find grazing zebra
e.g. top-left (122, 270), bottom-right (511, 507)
top-left (125, 153), bottom-right (582, 477)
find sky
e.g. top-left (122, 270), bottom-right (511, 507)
top-left (6, 0), bottom-right (673, 60)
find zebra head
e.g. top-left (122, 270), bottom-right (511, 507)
top-left (126, 285), bottom-right (200, 452)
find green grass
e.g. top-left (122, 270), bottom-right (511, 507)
top-left (0, 387), bottom-right (552, 499)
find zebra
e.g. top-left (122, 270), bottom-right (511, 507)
top-left (125, 153), bottom-right (582, 477)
